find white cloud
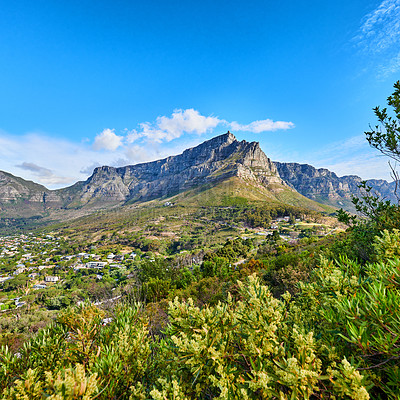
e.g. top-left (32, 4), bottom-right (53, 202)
top-left (93, 128), bottom-right (123, 151)
top-left (91, 109), bottom-right (294, 149)
top-left (138, 109), bottom-right (222, 143)
top-left (125, 129), bottom-right (142, 144)
top-left (357, 0), bottom-right (400, 51)
top-left (125, 145), bottom-right (152, 163)
top-left (230, 119), bottom-right (295, 133)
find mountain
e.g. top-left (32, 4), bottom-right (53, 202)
top-left (275, 162), bottom-right (397, 211)
top-left (0, 132), bottom-right (397, 225)
top-left (0, 171), bottom-right (63, 218)
top-left (62, 132), bottom-right (286, 207)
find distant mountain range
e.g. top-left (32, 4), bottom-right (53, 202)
top-left (275, 162), bottom-right (397, 211)
top-left (0, 132), bottom-right (397, 221)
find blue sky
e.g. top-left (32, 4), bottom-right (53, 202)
top-left (1, 0), bottom-right (400, 188)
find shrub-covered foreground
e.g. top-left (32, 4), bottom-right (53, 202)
top-left (1, 231), bottom-right (400, 399)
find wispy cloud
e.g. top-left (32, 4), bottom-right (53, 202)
top-left (15, 162), bottom-right (72, 185)
top-left (378, 50), bottom-right (400, 78)
top-left (230, 119), bottom-right (294, 133)
top-left (295, 134), bottom-right (394, 181)
top-left (353, 0), bottom-right (400, 76)
top-left (356, 0), bottom-right (400, 52)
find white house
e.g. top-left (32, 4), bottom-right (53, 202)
top-left (45, 276), bottom-right (59, 282)
top-left (85, 261), bottom-right (107, 269)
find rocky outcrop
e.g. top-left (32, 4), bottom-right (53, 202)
top-left (66, 132), bottom-right (285, 205)
top-left (0, 171), bottom-right (63, 205)
top-left (0, 171), bottom-right (64, 217)
top-left (275, 162), bottom-right (397, 208)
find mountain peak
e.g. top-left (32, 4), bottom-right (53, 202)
top-left (200, 131), bottom-right (237, 147)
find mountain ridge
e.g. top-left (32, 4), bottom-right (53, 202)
top-left (0, 132), bottom-right (397, 221)
top-left (275, 162), bottom-right (397, 211)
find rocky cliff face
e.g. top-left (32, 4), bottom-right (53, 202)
top-left (0, 171), bottom-right (64, 217)
top-left (65, 132), bottom-right (285, 205)
top-left (0, 171), bottom-right (47, 202)
top-left (275, 162), bottom-right (397, 209)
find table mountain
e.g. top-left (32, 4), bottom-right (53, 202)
top-left (62, 132), bottom-right (286, 207)
top-left (0, 132), bottom-right (397, 221)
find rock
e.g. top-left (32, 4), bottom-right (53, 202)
top-left (275, 162), bottom-right (397, 209)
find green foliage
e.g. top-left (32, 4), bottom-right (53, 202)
top-left (1, 303), bottom-right (153, 399)
top-left (152, 275), bottom-right (369, 399)
top-left (2, 275), bottom-right (29, 292)
top-left (297, 230), bottom-right (400, 398)
top-left (337, 182), bottom-right (400, 261)
top-left (365, 80), bottom-right (400, 163)
top-left (336, 81), bottom-right (400, 262)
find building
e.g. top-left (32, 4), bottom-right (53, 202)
top-left (85, 261), bottom-right (107, 269)
top-left (45, 276), bottom-right (59, 282)
top-left (33, 284), bottom-right (47, 289)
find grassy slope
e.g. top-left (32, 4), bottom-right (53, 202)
top-left (170, 177), bottom-right (336, 212)
top-left (41, 177), bottom-right (337, 249)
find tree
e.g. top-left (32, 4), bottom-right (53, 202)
top-left (2, 275), bottom-right (28, 292)
top-left (365, 80), bottom-right (400, 165)
top-left (365, 80), bottom-right (400, 197)
top-left (337, 81), bottom-right (400, 261)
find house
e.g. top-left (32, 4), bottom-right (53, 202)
top-left (14, 264), bottom-right (26, 275)
top-left (110, 264), bottom-right (124, 269)
top-left (33, 284), bottom-right (47, 289)
top-left (85, 261), bottom-right (107, 269)
top-left (38, 265), bottom-right (54, 270)
top-left (114, 254), bottom-right (124, 261)
top-left (45, 276), bottom-right (59, 282)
